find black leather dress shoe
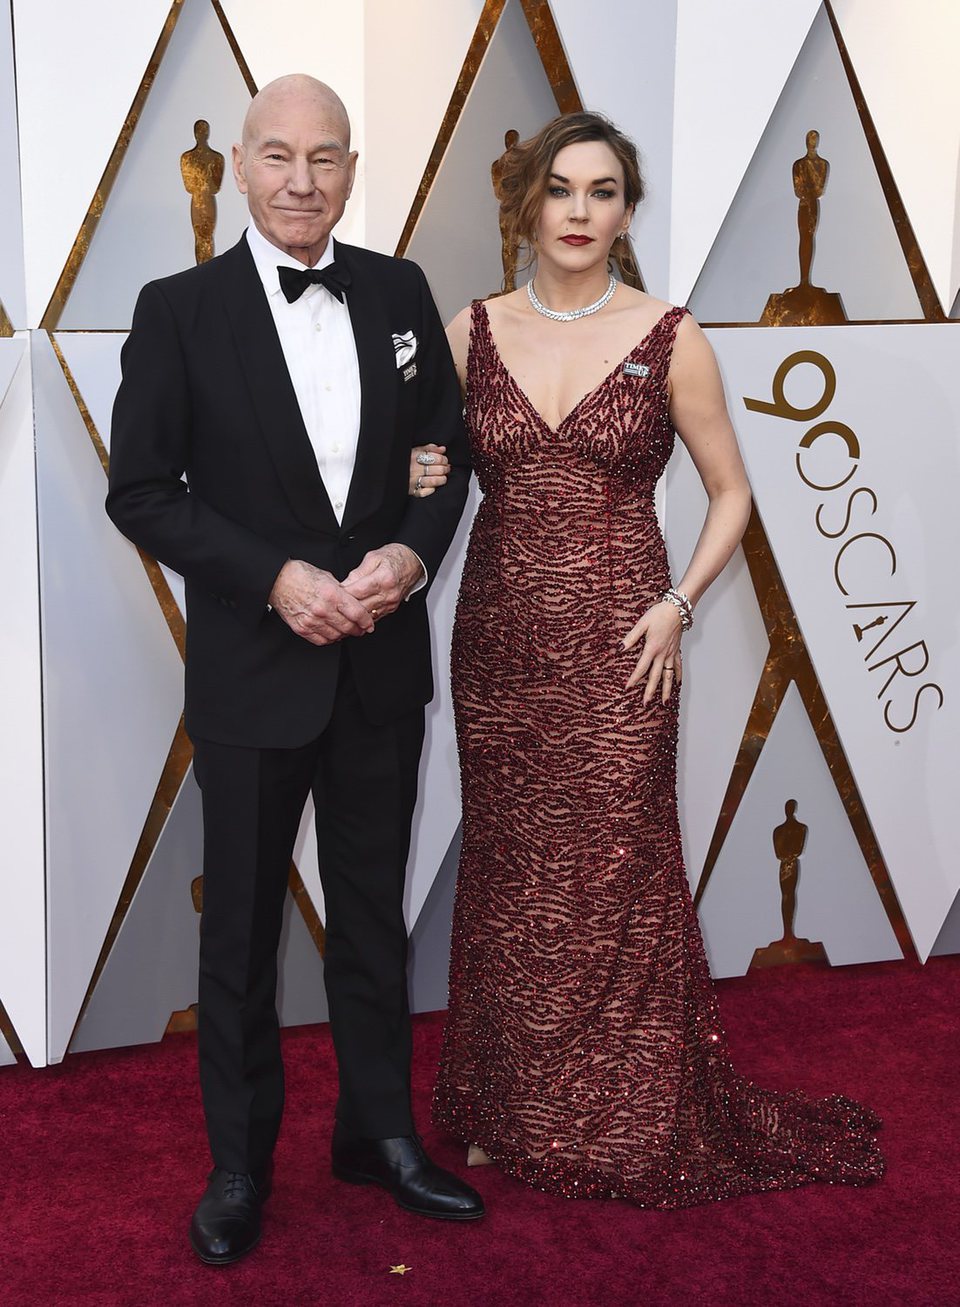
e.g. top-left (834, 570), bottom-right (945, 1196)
top-left (331, 1123), bottom-right (485, 1221)
top-left (189, 1166), bottom-right (272, 1265)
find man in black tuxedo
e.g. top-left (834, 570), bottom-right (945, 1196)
top-left (107, 74), bottom-right (481, 1264)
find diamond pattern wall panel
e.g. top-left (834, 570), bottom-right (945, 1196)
top-left (699, 683), bottom-right (900, 976)
top-left (689, 6), bottom-right (923, 323)
top-left (14, 0), bottom-right (176, 326)
top-left (670, 0), bottom-right (821, 305)
top-left (0, 3), bottom-right (24, 328)
top-left (832, 0), bottom-right (960, 314)
top-left (59, 0), bottom-right (253, 330)
top-left (33, 332), bottom-right (185, 1061)
top-left (0, 341), bottom-right (45, 1067)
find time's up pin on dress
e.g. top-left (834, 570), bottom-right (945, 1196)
top-left (433, 301), bottom-right (883, 1207)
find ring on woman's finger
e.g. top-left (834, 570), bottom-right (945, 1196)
top-left (416, 474), bottom-right (424, 492)
top-left (416, 452), bottom-right (436, 465)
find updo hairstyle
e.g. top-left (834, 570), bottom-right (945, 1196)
top-left (496, 111), bottom-right (645, 253)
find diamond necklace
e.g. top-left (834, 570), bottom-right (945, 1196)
top-left (527, 275), bottom-right (617, 322)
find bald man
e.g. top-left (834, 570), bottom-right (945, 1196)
top-left (107, 76), bottom-right (481, 1264)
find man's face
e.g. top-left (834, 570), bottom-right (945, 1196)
top-left (233, 92), bottom-right (357, 266)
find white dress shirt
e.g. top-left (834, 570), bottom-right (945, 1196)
top-left (246, 224), bottom-right (425, 592)
top-left (247, 223), bottom-right (360, 524)
top-left (246, 223), bottom-right (361, 524)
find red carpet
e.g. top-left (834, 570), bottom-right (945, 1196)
top-left (3, 957), bottom-right (958, 1306)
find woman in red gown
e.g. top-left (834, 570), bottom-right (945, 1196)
top-left (414, 112), bottom-right (883, 1207)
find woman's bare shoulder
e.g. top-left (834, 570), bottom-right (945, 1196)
top-left (613, 285), bottom-right (673, 318)
top-left (479, 288), bottom-right (527, 330)
top-left (672, 310), bottom-right (713, 360)
top-left (445, 302), bottom-right (476, 354)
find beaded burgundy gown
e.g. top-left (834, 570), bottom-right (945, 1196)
top-left (432, 301), bottom-right (883, 1207)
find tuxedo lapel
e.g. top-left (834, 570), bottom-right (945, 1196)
top-left (217, 238), bottom-right (338, 533)
top-left (338, 245), bottom-right (398, 531)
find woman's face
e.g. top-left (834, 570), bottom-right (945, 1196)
top-left (534, 139), bottom-right (633, 273)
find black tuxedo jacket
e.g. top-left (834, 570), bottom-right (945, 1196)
top-left (107, 236), bottom-right (470, 748)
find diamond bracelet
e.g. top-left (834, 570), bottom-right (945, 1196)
top-left (661, 588), bottom-right (693, 631)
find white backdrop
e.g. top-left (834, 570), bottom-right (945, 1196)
top-left (1, 0), bottom-right (958, 1067)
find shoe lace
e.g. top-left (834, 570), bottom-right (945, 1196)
top-left (223, 1171), bottom-right (251, 1199)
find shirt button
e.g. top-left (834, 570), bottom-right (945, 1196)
top-left (314, 323), bottom-right (322, 332)
top-left (335, 500), bottom-right (344, 510)
top-left (331, 443), bottom-right (341, 453)
top-left (324, 384), bottom-right (332, 392)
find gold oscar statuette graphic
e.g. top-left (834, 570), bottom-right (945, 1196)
top-left (180, 119), bottom-right (224, 265)
top-left (164, 875), bottom-right (204, 1035)
top-left (761, 131), bottom-right (847, 326)
top-left (491, 128), bottom-right (521, 295)
top-left (750, 800), bottom-right (829, 968)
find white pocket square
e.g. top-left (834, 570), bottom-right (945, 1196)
top-left (393, 331), bottom-right (417, 369)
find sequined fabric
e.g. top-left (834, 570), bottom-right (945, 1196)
top-left (433, 301), bottom-right (883, 1207)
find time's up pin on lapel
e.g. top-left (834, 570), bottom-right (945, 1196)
top-left (623, 362), bottom-right (650, 378)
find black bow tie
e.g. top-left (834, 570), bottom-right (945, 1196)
top-left (278, 262), bottom-right (351, 304)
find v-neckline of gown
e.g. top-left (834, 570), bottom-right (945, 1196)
top-left (478, 299), bottom-right (676, 437)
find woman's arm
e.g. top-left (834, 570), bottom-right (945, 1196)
top-left (405, 304), bottom-right (473, 496)
top-left (624, 315), bottom-right (751, 704)
top-left (446, 304), bottom-right (471, 394)
top-left (668, 316), bottom-right (752, 605)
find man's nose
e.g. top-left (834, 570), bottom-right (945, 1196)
top-left (287, 159), bottom-right (314, 194)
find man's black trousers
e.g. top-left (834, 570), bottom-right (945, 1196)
top-left (192, 657), bottom-right (425, 1174)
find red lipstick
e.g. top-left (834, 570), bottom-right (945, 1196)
top-left (560, 235), bottom-right (593, 246)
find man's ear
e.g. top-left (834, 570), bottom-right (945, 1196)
top-left (232, 142), bottom-right (247, 194)
top-left (345, 150), bottom-right (359, 200)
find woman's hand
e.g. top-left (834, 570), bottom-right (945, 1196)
top-left (408, 443), bottom-right (451, 497)
top-left (623, 601), bottom-right (684, 704)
